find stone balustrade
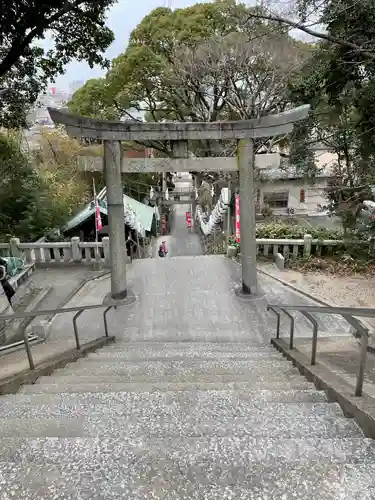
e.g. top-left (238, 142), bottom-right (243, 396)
top-left (0, 237), bottom-right (110, 267)
top-left (0, 234), bottom-right (362, 266)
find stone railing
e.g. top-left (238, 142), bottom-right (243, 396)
top-left (0, 237), bottom-right (110, 267)
top-left (0, 234), bottom-right (361, 264)
top-left (256, 235), bottom-right (361, 259)
top-left (203, 231), bottom-right (362, 258)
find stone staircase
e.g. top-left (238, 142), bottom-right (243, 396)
top-left (1, 341), bottom-right (375, 498)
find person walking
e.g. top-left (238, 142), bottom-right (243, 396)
top-left (126, 236), bottom-right (133, 263)
top-left (0, 258), bottom-right (15, 308)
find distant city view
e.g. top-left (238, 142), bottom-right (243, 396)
top-left (28, 80), bottom-right (85, 128)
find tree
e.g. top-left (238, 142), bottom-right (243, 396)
top-left (0, 0), bottom-right (116, 127)
top-left (0, 131), bottom-right (65, 241)
top-left (286, 0), bottom-right (375, 232)
top-left (246, 1), bottom-right (375, 60)
top-left (32, 127), bottom-right (91, 218)
top-left (68, 0), bottom-right (310, 187)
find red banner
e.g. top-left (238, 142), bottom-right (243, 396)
top-left (95, 198), bottom-right (102, 232)
top-left (235, 194), bottom-right (240, 243)
top-left (186, 211), bottom-right (192, 228)
top-left (161, 214), bottom-right (166, 234)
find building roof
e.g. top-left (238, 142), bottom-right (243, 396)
top-left (63, 192), bottom-right (156, 236)
top-left (260, 151), bottom-right (336, 181)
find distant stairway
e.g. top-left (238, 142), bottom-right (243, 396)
top-left (1, 340), bottom-right (375, 498)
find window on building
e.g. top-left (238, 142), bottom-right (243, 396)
top-left (263, 191), bottom-right (289, 208)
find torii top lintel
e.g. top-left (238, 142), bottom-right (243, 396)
top-left (48, 105), bottom-right (310, 141)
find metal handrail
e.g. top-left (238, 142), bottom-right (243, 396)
top-left (267, 304), bottom-right (371, 397)
top-left (0, 303), bottom-right (115, 371)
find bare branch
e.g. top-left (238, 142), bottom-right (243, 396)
top-left (244, 11), bottom-right (375, 61)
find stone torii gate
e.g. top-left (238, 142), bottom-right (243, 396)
top-left (49, 105), bottom-right (310, 300)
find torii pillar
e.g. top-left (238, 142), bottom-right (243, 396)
top-left (49, 105), bottom-right (309, 299)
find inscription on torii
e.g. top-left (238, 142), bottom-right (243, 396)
top-left (49, 105), bottom-right (310, 300)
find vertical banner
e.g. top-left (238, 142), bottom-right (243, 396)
top-left (235, 194), bottom-right (240, 243)
top-left (93, 179), bottom-right (102, 232)
top-left (186, 211), bottom-right (192, 228)
top-left (161, 214), bottom-right (167, 234)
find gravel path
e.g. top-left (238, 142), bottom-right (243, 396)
top-left (258, 262), bottom-right (375, 309)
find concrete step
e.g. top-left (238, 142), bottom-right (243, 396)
top-left (0, 435), bottom-right (373, 467)
top-left (16, 385), bottom-right (326, 402)
top-left (0, 393), bottom-right (338, 420)
top-left (51, 359), bottom-right (297, 379)
top-left (1, 437), bottom-right (374, 497)
top-left (2, 458), bottom-right (375, 500)
top-left (86, 351), bottom-right (283, 361)
top-left (19, 378), bottom-right (319, 393)
top-left (101, 341), bottom-right (276, 351)
top-left (35, 370), bottom-right (304, 385)
top-left (101, 342), bottom-right (277, 354)
top-left (0, 405), bottom-right (362, 438)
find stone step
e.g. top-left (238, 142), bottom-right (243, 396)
top-left (86, 351), bottom-right (283, 361)
top-left (51, 359), bottom-right (297, 379)
top-left (2, 437), bottom-right (375, 500)
top-left (35, 370), bottom-right (303, 385)
top-left (0, 406), bottom-right (361, 439)
top-left (101, 342), bottom-right (276, 352)
top-left (19, 379), bottom-right (319, 394)
top-left (2, 461), bottom-right (375, 500)
top-left (0, 435), bottom-right (373, 467)
top-left (0, 394), bottom-right (338, 420)
top-left (1, 437), bottom-right (374, 497)
top-left (16, 385), bottom-right (326, 402)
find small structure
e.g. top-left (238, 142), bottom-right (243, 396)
top-left (62, 190), bottom-right (158, 242)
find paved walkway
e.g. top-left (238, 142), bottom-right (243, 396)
top-left (0, 175), bottom-right (356, 380)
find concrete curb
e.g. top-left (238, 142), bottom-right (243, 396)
top-left (47, 271), bottom-right (111, 325)
top-left (0, 335), bottom-right (116, 395)
top-left (272, 338), bottom-right (375, 439)
top-left (4, 285), bottom-right (53, 346)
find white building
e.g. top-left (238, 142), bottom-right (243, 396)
top-left (257, 151), bottom-right (335, 215)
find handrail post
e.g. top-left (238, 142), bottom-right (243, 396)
top-left (356, 330), bottom-right (369, 397)
top-left (280, 309), bottom-right (295, 349)
top-left (267, 305), bottom-right (281, 339)
top-left (23, 323), bottom-right (35, 370)
top-left (103, 306), bottom-right (112, 337)
top-left (72, 310), bottom-right (84, 350)
top-left (301, 311), bottom-right (319, 365)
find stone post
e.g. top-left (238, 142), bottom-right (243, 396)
top-left (304, 234), bottom-right (313, 257)
top-left (9, 238), bottom-right (21, 259)
top-left (102, 237), bottom-right (110, 267)
top-left (237, 138), bottom-right (258, 295)
top-left (104, 140), bottom-right (128, 299)
top-left (71, 237), bottom-right (81, 262)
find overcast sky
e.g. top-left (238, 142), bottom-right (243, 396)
top-left (54, 0), bottom-right (312, 91)
top-left (55, 0), bottom-right (214, 90)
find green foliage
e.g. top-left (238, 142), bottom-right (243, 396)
top-left (0, 133), bottom-right (62, 240)
top-left (288, 0), bottom-right (375, 232)
top-left (0, 1), bottom-right (116, 127)
top-left (68, 0), bottom-right (309, 161)
top-left (255, 222), bottom-right (343, 240)
top-left (0, 131), bottom-right (88, 241)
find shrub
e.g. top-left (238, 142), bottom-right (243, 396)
top-left (255, 222), bottom-right (343, 240)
